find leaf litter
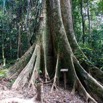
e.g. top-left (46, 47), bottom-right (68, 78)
top-left (0, 78), bottom-right (85, 103)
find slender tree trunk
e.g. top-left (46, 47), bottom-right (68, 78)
top-left (26, 0), bottom-right (31, 47)
top-left (1, 21), bottom-right (6, 66)
top-left (9, 34), bottom-right (13, 59)
top-left (2, 42), bottom-right (6, 67)
top-left (17, 23), bottom-right (22, 59)
top-left (87, 0), bottom-right (91, 37)
top-left (80, 0), bottom-right (85, 44)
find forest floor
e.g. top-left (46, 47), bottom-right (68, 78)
top-left (0, 78), bottom-right (85, 103)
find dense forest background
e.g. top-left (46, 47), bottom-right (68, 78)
top-left (0, 0), bottom-right (103, 69)
top-left (0, 0), bottom-right (43, 67)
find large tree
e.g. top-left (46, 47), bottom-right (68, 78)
top-left (7, 0), bottom-right (103, 102)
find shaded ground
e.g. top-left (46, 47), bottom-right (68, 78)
top-left (0, 78), bottom-right (85, 103)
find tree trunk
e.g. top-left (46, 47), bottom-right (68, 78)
top-left (80, 0), bottom-right (85, 44)
top-left (8, 0), bottom-right (103, 102)
top-left (87, 0), bottom-right (91, 37)
top-left (1, 20), bottom-right (6, 67)
top-left (17, 23), bottom-right (22, 59)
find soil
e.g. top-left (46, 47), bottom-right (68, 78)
top-left (0, 78), bottom-right (85, 103)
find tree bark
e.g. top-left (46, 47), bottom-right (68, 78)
top-left (12, 44), bottom-right (38, 89)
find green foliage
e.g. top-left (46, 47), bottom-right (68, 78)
top-left (80, 27), bottom-right (103, 68)
top-left (0, 0), bottom-right (43, 64)
top-left (0, 69), bottom-right (8, 78)
top-left (72, 0), bottom-right (103, 69)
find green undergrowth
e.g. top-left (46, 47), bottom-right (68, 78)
top-left (0, 69), bottom-right (8, 78)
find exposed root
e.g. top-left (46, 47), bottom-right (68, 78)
top-left (7, 44), bottom-right (35, 78)
top-left (75, 42), bottom-right (103, 84)
top-left (44, 68), bottom-right (50, 83)
top-left (12, 44), bottom-right (38, 89)
top-left (51, 54), bottom-right (59, 92)
top-left (73, 56), bottom-right (103, 102)
top-left (76, 76), bottom-right (97, 103)
top-left (70, 71), bottom-right (97, 103)
top-left (28, 45), bottom-right (41, 88)
top-left (8, 69), bottom-right (21, 80)
top-left (65, 54), bottom-right (97, 102)
top-left (71, 80), bottom-right (77, 95)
